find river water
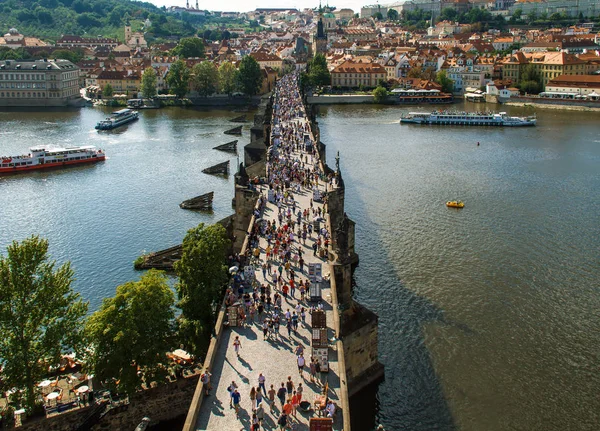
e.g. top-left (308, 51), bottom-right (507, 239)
top-left (1, 103), bottom-right (599, 430)
top-left (317, 102), bottom-right (600, 431)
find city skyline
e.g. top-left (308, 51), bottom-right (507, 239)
top-left (144, 0), bottom-right (366, 14)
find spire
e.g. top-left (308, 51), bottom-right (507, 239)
top-left (186, 0), bottom-right (189, 8)
top-left (196, 0), bottom-right (198, 9)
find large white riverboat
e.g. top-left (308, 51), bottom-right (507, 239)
top-left (400, 111), bottom-right (536, 127)
top-left (0, 146), bottom-right (105, 175)
top-left (95, 108), bottom-right (139, 130)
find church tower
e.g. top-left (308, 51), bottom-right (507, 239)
top-left (124, 20), bottom-right (132, 44)
top-left (312, 17), bottom-right (327, 56)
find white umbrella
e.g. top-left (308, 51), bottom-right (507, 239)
top-left (172, 349), bottom-right (192, 361)
top-left (38, 380), bottom-right (52, 388)
top-left (76, 385), bottom-right (89, 393)
top-left (229, 266), bottom-right (239, 274)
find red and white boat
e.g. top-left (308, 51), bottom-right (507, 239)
top-left (0, 145), bottom-right (105, 175)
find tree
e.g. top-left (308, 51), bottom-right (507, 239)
top-left (218, 61), bottom-right (238, 95)
top-left (237, 55), bottom-right (263, 96)
top-left (103, 83), bottom-right (114, 98)
top-left (141, 67), bottom-right (158, 99)
top-left (435, 70), bottom-right (454, 93)
top-left (307, 53), bottom-right (331, 87)
top-left (174, 223), bottom-right (230, 354)
top-left (0, 236), bottom-right (88, 410)
top-left (166, 60), bottom-right (191, 98)
top-left (372, 86), bottom-right (388, 103)
top-left (519, 64), bottom-right (542, 95)
top-left (86, 270), bottom-right (175, 395)
top-left (191, 61), bottom-right (219, 97)
top-left (173, 37), bottom-right (205, 58)
top-left (372, 12), bottom-right (383, 20)
top-left (50, 49), bottom-right (83, 64)
top-left (387, 9), bottom-right (398, 21)
top-left (407, 66), bottom-right (423, 78)
top-left (440, 7), bottom-right (457, 21)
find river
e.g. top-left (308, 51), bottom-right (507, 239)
top-left (317, 102), bottom-right (600, 431)
top-left (1, 103), bottom-right (599, 430)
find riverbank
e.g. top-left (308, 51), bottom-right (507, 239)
top-left (504, 100), bottom-right (600, 111)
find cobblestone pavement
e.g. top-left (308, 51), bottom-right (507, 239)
top-left (196, 84), bottom-right (342, 430)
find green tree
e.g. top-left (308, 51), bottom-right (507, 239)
top-left (103, 83), bottom-right (114, 98)
top-left (218, 61), bottom-right (238, 95)
top-left (166, 59), bottom-right (191, 98)
top-left (191, 60), bottom-right (219, 96)
top-left (308, 53), bottom-right (331, 87)
top-left (387, 9), bottom-right (399, 21)
top-left (372, 12), bottom-right (383, 20)
top-left (173, 37), bottom-right (205, 58)
top-left (85, 270), bottom-right (175, 395)
top-left (141, 67), bottom-right (158, 99)
top-left (511, 8), bottom-right (523, 23)
top-left (519, 64), bottom-right (542, 95)
top-left (407, 66), bottom-right (423, 78)
top-left (435, 70), bottom-right (454, 93)
top-left (237, 55), bottom-right (263, 96)
top-left (0, 236), bottom-right (88, 410)
top-left (50, 49), bottom-right (83, 64)
top-left (372, 86), bottom-right (388, 103)
top-left (174, 223), bottom-right (230, 354)
top-left (440, 7), bottom-right (457, 21)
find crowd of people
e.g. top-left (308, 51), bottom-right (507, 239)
top-left (205, 74), bottom-right (338, 430)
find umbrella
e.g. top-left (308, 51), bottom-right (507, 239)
top-left (38, 380), bottom-right (52, 388)
top-left (76, 385), bottom-right (89, 393)
top-left (229, 266), bottom-right (239, 274)
top-left (172, 349), bottom-right (192, 361)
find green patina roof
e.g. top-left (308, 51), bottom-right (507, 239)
top-left (323, 13), bottom-right (336, 18)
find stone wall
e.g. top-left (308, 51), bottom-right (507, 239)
top-left (16, 376), bottom-right (199, 431)
top-left (95, 376), bottom-right (199, 430)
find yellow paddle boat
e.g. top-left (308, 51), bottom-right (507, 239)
top-left (446, 200), bottom-right (465, 208)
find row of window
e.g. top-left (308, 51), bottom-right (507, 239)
top-left (0, 92), bottom-right (48, 98)
top-left (0, 82), bottom-right (47, 89)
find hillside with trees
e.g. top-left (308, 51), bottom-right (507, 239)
top-left (0, 0), bottom-right (240, 43)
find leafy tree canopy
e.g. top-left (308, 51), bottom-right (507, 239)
top-left (172, 37), bottom-right (205, 58)
top-left (166, 59), bottom-right (191, 98)
top-left (191, 60), bottom-right (219, 97)
top-left (85, 270), bottom-right (175, 395)
top-left (174, 223), bottom-right (230, 354)
top-left (237, 55), bottom-right (263, 96)
top-left (435, 70), bottom-right (454, 93)
top-left (141, 67), bottom-right (158, 99)
top-left (372, 86), bottom-right (388, 103)
top-left (0, 236), bottom-right (88, 410)
top-left (218, 61), bottom-right (239, 96)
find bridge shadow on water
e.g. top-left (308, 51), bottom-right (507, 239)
top-left (343, 182), bottom-right (456, 431)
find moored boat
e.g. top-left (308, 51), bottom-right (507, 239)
top-left (446, 200), bottom-right (465, 208)
top-left (400, 111), bottom-right (536, 127)
top-left (95, 108), bottom-right (139, 130)
top-left (0, 146), bottom-right (105, 175)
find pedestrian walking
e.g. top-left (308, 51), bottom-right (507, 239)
top-left (258, 373), bottom-right (267, 395)
top-left (277, 413), bottom-right (288, 430)
top-left (256, 404), bottom-right (265, 428)
top-left (200, 370), bottom-right (212, 395)
top-left (291, 390), bottom-right (300, 418)
top-left (297, 382), bottom-right (303, 402)
top-left (286, 376), bottom-right (294, 395)
top-left (233, 336), bottom-right (242, 356)
top-left (309, 358), bottom-right (317, 383)
top-left (268, 384), bottom-right (276, 413)
top-left (297, 353), bottom-right (305, 377)
top-left (232, 388), bottom-right (241, 417)
top-left (250, 386), bottom-right (256, 409)
top-left (277, 383), bottom-right (287, 408)
top-left (227, 381), bottom-right (238, 407)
